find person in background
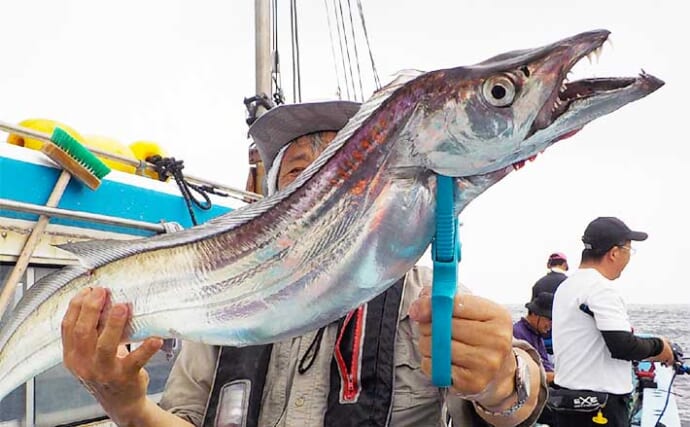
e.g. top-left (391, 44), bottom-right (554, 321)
top-left (513, 292), bottom-right (557, 427)
top-left (531, 252), bottom-right (569, 358)
top-left (551, 216), bottom-right (675, 427)
top-left (513, 292), bottom-right (555, 384)
top-left (531, 252), bottom-right (568, 300)
top-left (60, 101), bottom-right (548, 427)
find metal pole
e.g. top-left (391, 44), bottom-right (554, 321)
top-left (0, 199), bottom-right (168, 233)
top-left (256, 0), bottom-right (272, 114)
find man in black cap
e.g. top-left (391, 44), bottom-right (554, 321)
top-left (513, 292), bottom-right (555, 384)
top-left (551, 217), bottom-right (675, 427)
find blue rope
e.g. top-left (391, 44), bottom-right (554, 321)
top-left (431, 175), bottom-right (460, 387)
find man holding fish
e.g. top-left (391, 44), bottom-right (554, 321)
top-left (0, 28), bottom-right (662, 426)
top-left (61, 101), bottom-right (548, 426)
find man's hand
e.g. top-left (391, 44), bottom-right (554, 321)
top-left (649, 337), bottom-right (676, 366)
top-left (408, 291), bottom-right (514, 402)
top-left (61, 287), bottom-right (163, 424)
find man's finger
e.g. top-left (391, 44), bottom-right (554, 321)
top-left (420, 354), bottom-right (493, 397)
top-left (94, 304), bottom-right (130, 369)
top-left (418, 335), bottom-right (489, 371)
top-left (410, 293), bottom-right (506, 323)
top-left (122, 338), bottom-right (163, 376)
top-left (417, 317), bottom-right (509, 347)
top-left (61, 288), bottom-right (90, 352)
top-left (73, 287), bottom-right (106, 350)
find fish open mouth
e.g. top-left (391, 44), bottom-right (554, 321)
top-left (527, 31), bottom-right (647, 139)
top-left (514, 30), bottom-right (664, 170)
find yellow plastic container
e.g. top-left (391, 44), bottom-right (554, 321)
top-left (7, 118), bottom-right (83, 150)
top-left (83, 135), bottom-right (138, 174)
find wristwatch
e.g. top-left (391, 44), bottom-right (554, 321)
top-left (474, 349), bottom-right (531, 417)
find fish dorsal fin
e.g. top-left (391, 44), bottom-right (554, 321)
top-left (261, 69), bottom-right (428, 199)
top-left (57, 238), bottom-right (152, 268)
top-left (196, 70), bottom-right (427, 232)
top-left (41, 70), bottom-right (430, 271)
top-left (382, 69), bottom-right (426, 91)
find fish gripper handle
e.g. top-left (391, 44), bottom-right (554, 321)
top-left (431, 175), bottom-right (460, 387)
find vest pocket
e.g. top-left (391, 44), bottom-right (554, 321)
top-left (214, 380), bottom-right (251, 427)
top-left (394, 318), bottom-right (438, 395)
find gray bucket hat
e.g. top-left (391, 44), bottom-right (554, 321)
top-left (247, 100), bottom-right (361, 173)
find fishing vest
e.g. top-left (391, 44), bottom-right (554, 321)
top-left (202, 278), bottom-right (405, 427)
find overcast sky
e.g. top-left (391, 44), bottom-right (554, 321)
top-left (0, 0), bottom-right (687, 304)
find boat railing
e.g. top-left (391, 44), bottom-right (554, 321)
top-left (0, 120), bottom-right (262, 203)
top-left (0, 199), bottom-right (170, 234)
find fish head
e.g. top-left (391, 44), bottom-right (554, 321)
top-left (404, 29), bottom-right (663, 178)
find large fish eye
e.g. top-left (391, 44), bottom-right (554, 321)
top-left (482, 75), bottom-right (516, 107)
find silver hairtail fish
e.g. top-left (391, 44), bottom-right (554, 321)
top-left (0, 29), bottom-right (663, 400)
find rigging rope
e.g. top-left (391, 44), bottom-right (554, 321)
top-left (290, 0), bottom-right (302, 103)
top-left (261, 0), bottom-right (379, 104)
top-left (323, 0), bottom-right (343, 99)
top-left (346, 0), bottom-right (365, 101)
top-left (356, 0), bottom-right (381, 89)
top-left (324, 0), bottom-right (380, 101)
top-left (332, 0), bottom-right (352, 100)
top-left (336, 0), bottom-right (358, 100)
top-left (147, 155), bottom-right (215, 226)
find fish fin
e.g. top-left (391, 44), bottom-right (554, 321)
top-left (0, 265), bottom-right (89, 350)
top-left (16, 69), bottom-right (428, 275)
top-left (56, 239), bottom-right (147, 268)
top-left (382, 69), bottom-right (426, 90)
top-left (269, 70), bottom-right (427, 199)
top-left (197, 70), bottom-right (429, 231)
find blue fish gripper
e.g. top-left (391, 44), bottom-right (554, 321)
top-left (430, 174), bottom-right (461, 387)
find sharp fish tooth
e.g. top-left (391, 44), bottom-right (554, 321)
top-left (594, 46), bottom-right (603, 62)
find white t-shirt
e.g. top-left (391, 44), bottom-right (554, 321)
top-left (552, 268), bottom-right (633, 394)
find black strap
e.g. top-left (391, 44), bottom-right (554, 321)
top-left (203, 344), bottom-right (273, 427)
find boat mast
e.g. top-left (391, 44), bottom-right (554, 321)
top-left (255, 0), bottom-right (272, 112)
top-left (245, 0), bottom-right (272, 197)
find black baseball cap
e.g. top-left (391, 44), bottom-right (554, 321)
top-left (582, 217), bottom-right (648, 254)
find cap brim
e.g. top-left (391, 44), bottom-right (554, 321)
top-left (247, 101), bottom-right (361, 172)
top-left (628, 230), bottom-right (648, 241)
